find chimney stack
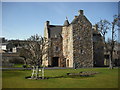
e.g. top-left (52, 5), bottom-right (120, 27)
top-left (74, 16), bottom-right (78, 19)
top-left (78, 10), bottom-right (84, 15)
top-left (95, 24), bottom-right (98, 30)
top-left (45, 21), bottom-right (50, 26)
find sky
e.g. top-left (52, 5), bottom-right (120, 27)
top-left (2, 2), bottom-right (118, 40)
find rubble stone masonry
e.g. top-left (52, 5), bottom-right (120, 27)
top-left (44, 10), bottom-right (94, 68)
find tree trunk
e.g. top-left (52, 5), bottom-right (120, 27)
top-left (109, 52), bottom-right (113, 69)
top-left (24, 58), bottom-right (28, 69)
top-left (42, 67), bottom-right (44, 79)
top-left (109, 22), bottom-right (115, 69)
top-left (31, 66), bottom-right (35, 79)
top-left (35, 66), bottom-right (39, 79)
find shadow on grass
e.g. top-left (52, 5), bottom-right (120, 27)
top-left (25, 74), bottom-right (95, 80)
top-left (25, 71), bottom-right (99, 80)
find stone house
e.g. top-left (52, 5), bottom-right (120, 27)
top-left (43, 10), bottom-right (94, 68)
top-left (117, 43), bottom-right (120, 66)
top-left (1, 39), bottom-right (25, 66)
top-left (104, 42), bottom-right (120, 66)
top-left (0, 38), bottom-right (7, 53)
top-left (92, 24), bottom-right (104, 67)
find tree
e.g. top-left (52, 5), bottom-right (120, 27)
top-left (19, 34), bottom-right (49, 79)
top-left (109, 15), bottom-right (119, 69)
top-left (97, 20), bottom-right (111, 67)
top-left (97, 19), bottom-right (111, 43)
top-left (19, 47), bottom-right (32, 67)
top-left (97, 15), bottom-right (119, 69)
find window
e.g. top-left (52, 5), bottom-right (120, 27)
top-left (80, 49), bottom-right (84, 54)
top-left (66, 39), bottom-right (68, 43)
top-left (77, 36), bottom-right (81, 40)
top-left (81, 49), bottom-right (83, 53)
top-left (67, 59), bottom-right (69, 67)
top-left (55, 46), bottom-right (59, 51)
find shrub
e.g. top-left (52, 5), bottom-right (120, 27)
top-left (9, 57), bottom-right (24, 64)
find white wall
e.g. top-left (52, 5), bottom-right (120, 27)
top-left (1, 45), bottom-right (6, 50)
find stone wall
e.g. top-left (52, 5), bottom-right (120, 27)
top-left (93, 42), bottom-right (104, 66)
top-left (92, 25), bottom-right (104, 67)
top-left (43, 10), bottom-right (94, 68)
top-left (48, 37), bottom-right (65, 67)
top-left (43, 21), bottom-right (50, 66)
top-left (72, 15), bottom-right (93, 68)
top-left (62, 25), bottom-right (73, 67)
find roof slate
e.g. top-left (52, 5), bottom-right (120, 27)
top-left (63, 20), bottom-right (69, 26)
top-left (48, 25), bottom-right (62, 38)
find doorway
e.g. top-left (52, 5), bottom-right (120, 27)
top-left (52, 57), bottom-right (59, 67)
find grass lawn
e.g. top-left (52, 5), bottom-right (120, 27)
top-left (13, 64), bottom-right (23, 68)
top-left (2, 68), bottom-right (119, 88)
top-left (2, 64), bottom-right (23, 68)
top-left (3, 64), bottom-right (31, 68)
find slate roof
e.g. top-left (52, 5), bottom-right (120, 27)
top-left (63, 19), bottom-right (69, 26)
top-left (48, 25), bottom-right (62, 38)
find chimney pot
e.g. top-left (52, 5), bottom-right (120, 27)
top-left (74, 16), bottom-right (78, 19)
top-left (78, 10), bottom-right (84, 15)
top-left (95, 24), bottom-right (98, 30)
top-left (46, 21), bottom-right (50, 26)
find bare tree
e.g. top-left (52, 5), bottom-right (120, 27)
top-left (19, 47), bottom-right (32, 68)
top-left (97, 16), bottom-right (119, 69)
top-left (109, 15), bottom-right (119, 69)
top-left (19, 34), bottom-right (49, 79)
top-left (97, 19), bottom-right (111, 43)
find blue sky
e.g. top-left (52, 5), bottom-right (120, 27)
top-left (2, 2), bottom-right (118, 40)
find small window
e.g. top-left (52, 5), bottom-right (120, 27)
top-left (55, 46), bottom-right (59, 51)
top-left (66, 39), bottom-right (68, 42)
top-left (67, 59), bottom-right (69, 67)
top-left (81, 50), bottom-right (83, 53)
top-left (80, 49), bottom-right (84, 54)
top-left (10, 48), bottom-right (12, 52)
top-left (77, 36), bottom-right (81, 40)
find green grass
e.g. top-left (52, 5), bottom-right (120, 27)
top-left (13, 64), bottom-right (23, 68)
top-left (3, 64), bottom-right (31, 68)
top-left (2, 68), bottom-right (119, 88)
top-left (2, 64), bottom-right (23, 68)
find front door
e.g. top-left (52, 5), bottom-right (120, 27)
top-left (52, 57), bottom-right (59, 67)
